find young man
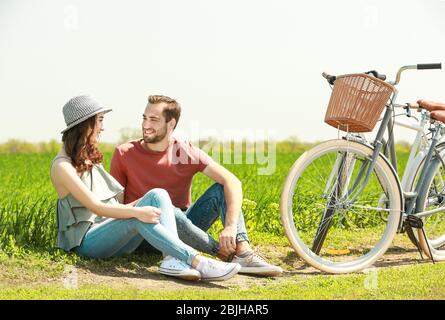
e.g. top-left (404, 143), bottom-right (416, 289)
top-left (110, 95), bottom-right (282, 276)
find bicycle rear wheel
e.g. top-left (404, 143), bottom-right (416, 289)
top-left (280, 139), bottom-right (402, 273)
top-left (414, 155), bottom-right (445, 260)
top-left (406, 142), bottom-right (445, 250)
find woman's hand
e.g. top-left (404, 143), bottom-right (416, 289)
top-left (417, 99), bottom-right (445, 112)
top-left (132, 206), bottom-right (161, 224)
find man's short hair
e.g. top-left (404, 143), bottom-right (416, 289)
top-left (148, 95), bottom-right (181, 129)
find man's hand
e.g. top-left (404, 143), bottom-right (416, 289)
top-left (219, 225), bottom-right (237, 256)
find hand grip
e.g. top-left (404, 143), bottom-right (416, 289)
top-left (366, 70), bottom-right (386, 81)
top-left (417, 63), bottom-right (442, 70)
top-left (322, 72), bottom-right (336, 85)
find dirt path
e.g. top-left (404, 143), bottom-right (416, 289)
top-left (57, 244), bottom-right (429, 291)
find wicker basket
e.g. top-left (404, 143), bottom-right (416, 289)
top-left (324, 74), bottom-right (395, 132)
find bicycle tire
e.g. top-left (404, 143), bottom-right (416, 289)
top-left (414, 152), bottom-right (445, 260)
top-left (280, 139), bottom-right (402, 273)
top-left (406, 142), bottom-right (445, 249)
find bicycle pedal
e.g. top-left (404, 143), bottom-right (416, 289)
top-left (405, 215), bottom-right (424, 229)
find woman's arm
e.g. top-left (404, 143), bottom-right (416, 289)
top-left (417, 99), bottom-right (445, 112)
top-left (52, 161), bottom-right (160, 224)
top-left (116, 191), bottom-right (124, 204)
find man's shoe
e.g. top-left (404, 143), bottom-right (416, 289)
top-left (159, 256), bottom-right (201, 281)
top-left (198, 258), bottom-right (241, 281)
top-left (231, 251), bottom-right (283, 277)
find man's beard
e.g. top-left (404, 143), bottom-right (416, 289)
top-left (142, 127), bottom-right (168, 144)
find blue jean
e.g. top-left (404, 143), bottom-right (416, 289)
top-left (136, 183), bottom-right (250, 256)
top-left (73, 188), bottom-right (199, 265)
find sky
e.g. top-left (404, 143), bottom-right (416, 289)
top-left (0, 0), bottom-right (444, 144)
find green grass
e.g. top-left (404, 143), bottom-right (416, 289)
top-left (0, 150), bottom-right (412, 248)
top-left (2, 147), bottom-right (445, 299)
top-left (1, 233), bottom-right (444, 300)
top-left (0, 151), bottom-right (301, 248)
top-left (0, 230), bottom-right (443, 300)
top-left (4, 266), bottom-right (445, 300)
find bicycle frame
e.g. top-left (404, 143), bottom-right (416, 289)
top-left (393, 110), bottom-right (430, 191)
top-left (345, 106), bottom-right (432, 226)
top-left (343, 102), bottom-right (445, 224)
top-left (331, 66), bottom-right (445, 236)
top-left (346, 99), bottom-right (432, 194)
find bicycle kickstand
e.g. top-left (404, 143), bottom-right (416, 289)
top-left (404, 215), bottom-right (435, 264)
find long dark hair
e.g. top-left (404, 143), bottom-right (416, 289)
top-left (62, 115), bottom-right (103, 173)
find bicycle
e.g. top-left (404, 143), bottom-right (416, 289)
top-left (351, 97), bottom-right (445, 249)
top-left (280, 63), bottom-right (444, 273)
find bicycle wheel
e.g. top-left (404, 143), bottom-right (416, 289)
top-left (414, 153), bottom-right (445, 261)
top-left (406, 142), bottom-right (445, 249)
top-left (280, 139), bottom-right (402, 273)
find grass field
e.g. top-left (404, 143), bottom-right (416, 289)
top-left (1, 144), bottom-right (444, 300)
top-left (0, 148), bottom-right (306, 248)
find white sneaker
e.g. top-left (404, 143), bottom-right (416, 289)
top-left (159, 256), bottom-right (201, 281)
top-left (231, 251), bottom-right (283, 277)
top-left (197, 258), bottom-right (241, 281)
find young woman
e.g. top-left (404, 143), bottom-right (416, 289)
top-left (50, 95), bottom-right (241, 281)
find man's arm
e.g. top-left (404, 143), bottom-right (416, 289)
top-left (202, 161), bottom-right (243, 255)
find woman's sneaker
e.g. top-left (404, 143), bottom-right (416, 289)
top-left (159, 256), bottom-right (201, 281)
top-left (196, 258), bottom-right (241, 281)
top-left (231, 251), bottom-right (283, 277)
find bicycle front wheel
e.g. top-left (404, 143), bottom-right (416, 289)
top-left (280, 139), bottom-right (402, 274)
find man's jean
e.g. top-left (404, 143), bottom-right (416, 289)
top-left (73, 188), bottom-right (199, 265)
top-left (136, 183), bottom-right (250, 256)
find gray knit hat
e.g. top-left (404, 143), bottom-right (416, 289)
top-left (61, 95), bottom-right (112, 134)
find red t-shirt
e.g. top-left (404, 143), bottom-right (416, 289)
top-left (110, 138), bottom-right (213, 208)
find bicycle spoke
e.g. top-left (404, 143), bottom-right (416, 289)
top-left (349, 205), bottom-right (391, 212)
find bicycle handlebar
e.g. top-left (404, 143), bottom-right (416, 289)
top-left (396, 103), bottom-right (445, 124)
top-left (417, 63), bottom-right (442, 70)
top-left (322, 70), bottom-right (386, 85)
top-left (365, 70), bottom-right (386, 81)
top-left (392, 63), bottom-right (442, 85)
top-left (323, 62), bottom-right (441, 86)
top-left (395, 103), bottom-right (444, 123)
top-left (322, 72), bottom-right (336, 85)
top-left (406, 103), bottom-right (420, 109)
